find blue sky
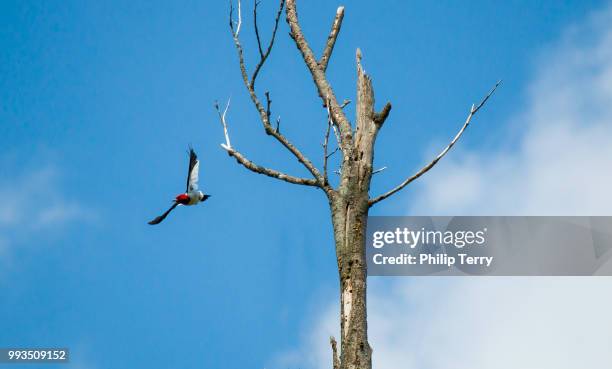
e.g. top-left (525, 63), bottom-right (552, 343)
top-left (1, 1), bottom-right (610, 368)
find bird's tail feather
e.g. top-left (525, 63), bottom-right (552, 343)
top-left (148, 202), bottom-right (179, 225)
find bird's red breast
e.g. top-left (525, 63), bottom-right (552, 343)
top-left (175, 193), bottom-right (190, 205)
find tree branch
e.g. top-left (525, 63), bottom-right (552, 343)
top-left (215, 98), bottom-right (233, 148)
top-left (265, 91), bottom-right (272, 122)
top-left (372, 166), bottom-right (387, 175)
top-left (330, 336), bottom-right (340, 369)
top-left (323, 114), bottom-right (332, 184)
top-left (323, 102), bottom-right (340, 183)
top-left (229, 0), bottom-right (242, 37)
top-left (264, 118), bottom-right (327, 187)
top-left (319, 6), bottom-right (345, 72)
top-left (228, 0), bottom-right (327, 188)
top-left (215, 99), bottom-right (319, 187)
top-left (285, 0), bottom-right (353, 149)
top-left (253, 1), bottom-right (265, 58)
top-left (369, 81), bottom-right (502, 206)
top-left (251, 0), bottom-right (285, 89)
top-left (327, 99), bottom-right (342, 148)
top-left (373, 102), bottom-right (392, 125)
top-left (223, 146), bottom-right (319, 186)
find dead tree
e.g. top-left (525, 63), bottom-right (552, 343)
top-left (214, 1), bottom-right (499, 368)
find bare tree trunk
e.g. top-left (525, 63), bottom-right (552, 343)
top-left (330, 193), bottom-right (371, 369)
top-left (215, 2), bottom-right (498, 368)
top-left (327, 51), bottom-right (383, 369)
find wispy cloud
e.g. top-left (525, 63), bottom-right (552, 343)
top-left (409, 5), bottom-right (612, 216)
top-left (272, 4), bottom-right (612, 369)
top-left (0, 164), bottom-right (93, 259)
top-left (275, 279), bottom-right (612, 369)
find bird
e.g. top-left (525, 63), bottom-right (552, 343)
top-left (148, 147), bottom-right (211, 225)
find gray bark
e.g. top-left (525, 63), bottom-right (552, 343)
top-left (326, 51), bottom-right (385, 369)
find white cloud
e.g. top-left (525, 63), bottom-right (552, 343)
top-left (271, 4), bottom-right (612, 369)
top-left (369, 279), bottom-right (612, 369)
top-left (410, 5), bottom-right (612, 216)
top-left (36, 203), bottom-right (89, 228)
top-left (275, 279), bottom-right (612, 369)
top-left (273, 300), bottom-right (340, 369)
top-left (0, 165), bottom-right (92, 258)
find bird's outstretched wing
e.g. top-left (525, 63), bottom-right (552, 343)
top-left (148, 202), bottom-right (179, 225)
top-left (186, 148), bottom-right (200, 192)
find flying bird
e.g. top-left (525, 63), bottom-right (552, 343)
top-left (148, 148), bottom-right (211, 225)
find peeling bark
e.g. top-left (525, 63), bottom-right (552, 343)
top-left (324, 49), bottom-right (386, 369)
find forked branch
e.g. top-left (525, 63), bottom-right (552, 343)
top-left (285, 0), bottom-right (353, 148)
top-left (251, 0), bottom-right (286, 89)
top-left (369, 81), bottom-right (502, 206)
top-left (227, 0), bottom-right (327, 189)
top-left (215, 99), bottom-right (319, 187)
top-left (216, 98), bottom-right (232, 148)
